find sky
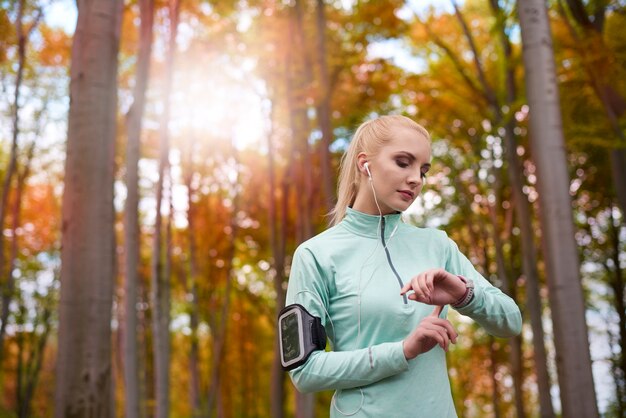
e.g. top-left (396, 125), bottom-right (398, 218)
top-left (45, 0), bottom-right (457, 34)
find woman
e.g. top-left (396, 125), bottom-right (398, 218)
top-left (284, 115), bottom-right (522, 417)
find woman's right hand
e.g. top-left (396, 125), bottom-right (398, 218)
top-left (402, 306), bottom-right (458, 360)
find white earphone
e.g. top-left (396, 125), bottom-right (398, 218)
top-left (364, 162), bottom-right (372, 180)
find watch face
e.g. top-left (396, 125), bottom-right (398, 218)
top-left (280, 310), bottom-right (302, 364)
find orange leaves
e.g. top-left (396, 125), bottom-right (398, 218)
top-left (37, 25), bottom-right (71, 67)
top-left (17, 182), bottom-right (60, 254)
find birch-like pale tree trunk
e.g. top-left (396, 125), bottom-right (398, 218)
top-left (428, 4), bottom-right (553, 415)
top-left (123, 1), bottom-right (155, 417)
top-left (487, 4), bottom-right (555, 415)
top-left (289, 5), bottom-right (315, 416)
top-left (292, 0), bottom-right (314, 243)
top-left (518, 2), bottom-right (599, 417)
top-left (447, 3), bottom-right (555, 415)
top-left (559, 3), bottom-right (626, 408)
top-left (151, 1), bottom-right (179, 418)
top-left (54, 1), bottom-right (122, 417)
top-left (315, 0), bottom-right (334, 211)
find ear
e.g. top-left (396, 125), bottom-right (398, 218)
top-left (356, 152), bottom-right (369, 175)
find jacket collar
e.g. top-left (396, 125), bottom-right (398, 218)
top-left (340, 207), bottom-right (402, 239)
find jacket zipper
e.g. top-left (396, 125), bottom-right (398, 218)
top-left (380, 217), bottom-right (408, 304)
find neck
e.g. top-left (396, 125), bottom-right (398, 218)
top-left (341, 207), bottom-right (402, 238)
top-left (352, 180), bottom-right (394, 216)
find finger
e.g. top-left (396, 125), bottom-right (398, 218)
top-left (424, 324), bottom-right (450, 351)
top-left (410, 277), bottom-right (428, 302)
top-left (400, 280), bottom-right (412, 295)
top-left (416, 274), bottom-right (431, 302)
top-left (426, 270), bottom-right (435, 294)
top-left (421, 328), bottom-right (446, 351)
top-left (429, 318), bottom-right (458, 344)
top-left (430, 305), bottom-right (444, 318)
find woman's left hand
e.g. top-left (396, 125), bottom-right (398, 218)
top-left (400, 268), bottom-right (467, 306)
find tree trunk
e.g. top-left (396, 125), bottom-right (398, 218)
top-left (609, 149), bottom-right (626, 221)
top-left (3, 141), bottom-right (35, 348)
top-left (207, 147), bottom-right (241, 418)
top-left (472, 210), bottom-right (502, 418)
top-left (559, 1), bottom-right (626, 405)
top-left (560, 0), bottom-right (626, 218)
top-left (486, 201), bottom-right (527, 418)
top-left (608, 205), bottom-right (626, 414)
top-left (151, 2), bottom-right (179, 418)
top-left (11, 141), bottom-right (41, 418)
top-left (456, 2), bottom-right (555, 414)
top-left (0, 0), bottom-right (41, 362)
top-left (290, 5), bottom-right (315, 415)
top-left (206, 243), bottom-right (235, 418)
top-left (487, 337), bottom-right (502, 418)
top-left (518, 2), bottom-right (599, 417)
top-left (123, 1), bottom-right (155, 417)
top-left (292, 0), bottom-right (314, 241)
top-left (0, 0), bottom-right (25, 290)
top-left (16, 300), bottom-right (52, 418)
top-left (54, 1), bottom-right (122, 417)
top-left (492, 3), bottom-right (545, 403)
top-left (315, 0), bottom-right (334, 211)
top-left (184, 154), bottom-right (202, 417)
top-left (452, 3), bottom-right (555, 415)
top-left (501, 127), bottom-right (555, 418)
top-left (189, 264), bottom-right (201, 418)
top-left (268, 106), bottom-right (287, 418)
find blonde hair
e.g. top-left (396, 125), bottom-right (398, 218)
top-left (329, 115), bottom-right (430, 226)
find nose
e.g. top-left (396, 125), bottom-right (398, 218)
top-left (407, 169), bottom-right (422, 187)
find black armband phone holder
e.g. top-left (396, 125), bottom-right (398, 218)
top-left (278, 303), bottom-right (327, 371)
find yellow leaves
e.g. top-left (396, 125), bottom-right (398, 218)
top-left (0, 8), bottom-right (14, 63)
top-left (37, 24), bottom-right (72, 67)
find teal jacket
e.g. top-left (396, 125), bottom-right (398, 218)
top-left (285, 208), bottom-right (522, 418)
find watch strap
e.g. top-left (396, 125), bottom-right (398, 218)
top-left (451, 275), bottom-right (474, 309)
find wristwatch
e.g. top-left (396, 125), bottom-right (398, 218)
top-left (451, 275), bottom-right (474, 309)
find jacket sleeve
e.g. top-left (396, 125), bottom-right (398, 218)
top-left (444, 237), bottom-right (522, 338)
top-left (284, 246), bottom-right (409, 393)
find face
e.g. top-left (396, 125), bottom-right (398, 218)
top-left (353, 125), bottom-right (431, 215)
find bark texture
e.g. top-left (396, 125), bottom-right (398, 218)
top-left (123, 1), bottom-right (155, 417)
top-left (518, 2), bottom-right (599, 417)
top-left (54, 1), bottom-right (122, 417)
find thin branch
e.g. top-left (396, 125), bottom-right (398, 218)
top-left (451, 0), bottom-right (497, 107)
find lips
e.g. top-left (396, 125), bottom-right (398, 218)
top-left (398, 190), bottom-right (414, 200)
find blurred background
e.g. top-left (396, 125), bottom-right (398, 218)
top-left (0, 0), bottom-right (625, 417)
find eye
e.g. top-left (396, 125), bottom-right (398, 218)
top-left (421, 172), bottom-right (427, 179)
top-left (396, 159), bottom-right (409, 168)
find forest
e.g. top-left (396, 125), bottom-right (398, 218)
top-left (0, 0), bottom-right (625, 417)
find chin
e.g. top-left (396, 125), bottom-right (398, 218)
top-left (395, 200), bottom-right (415, 213)
top-left (390, 203), bottom-right (411, 213)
